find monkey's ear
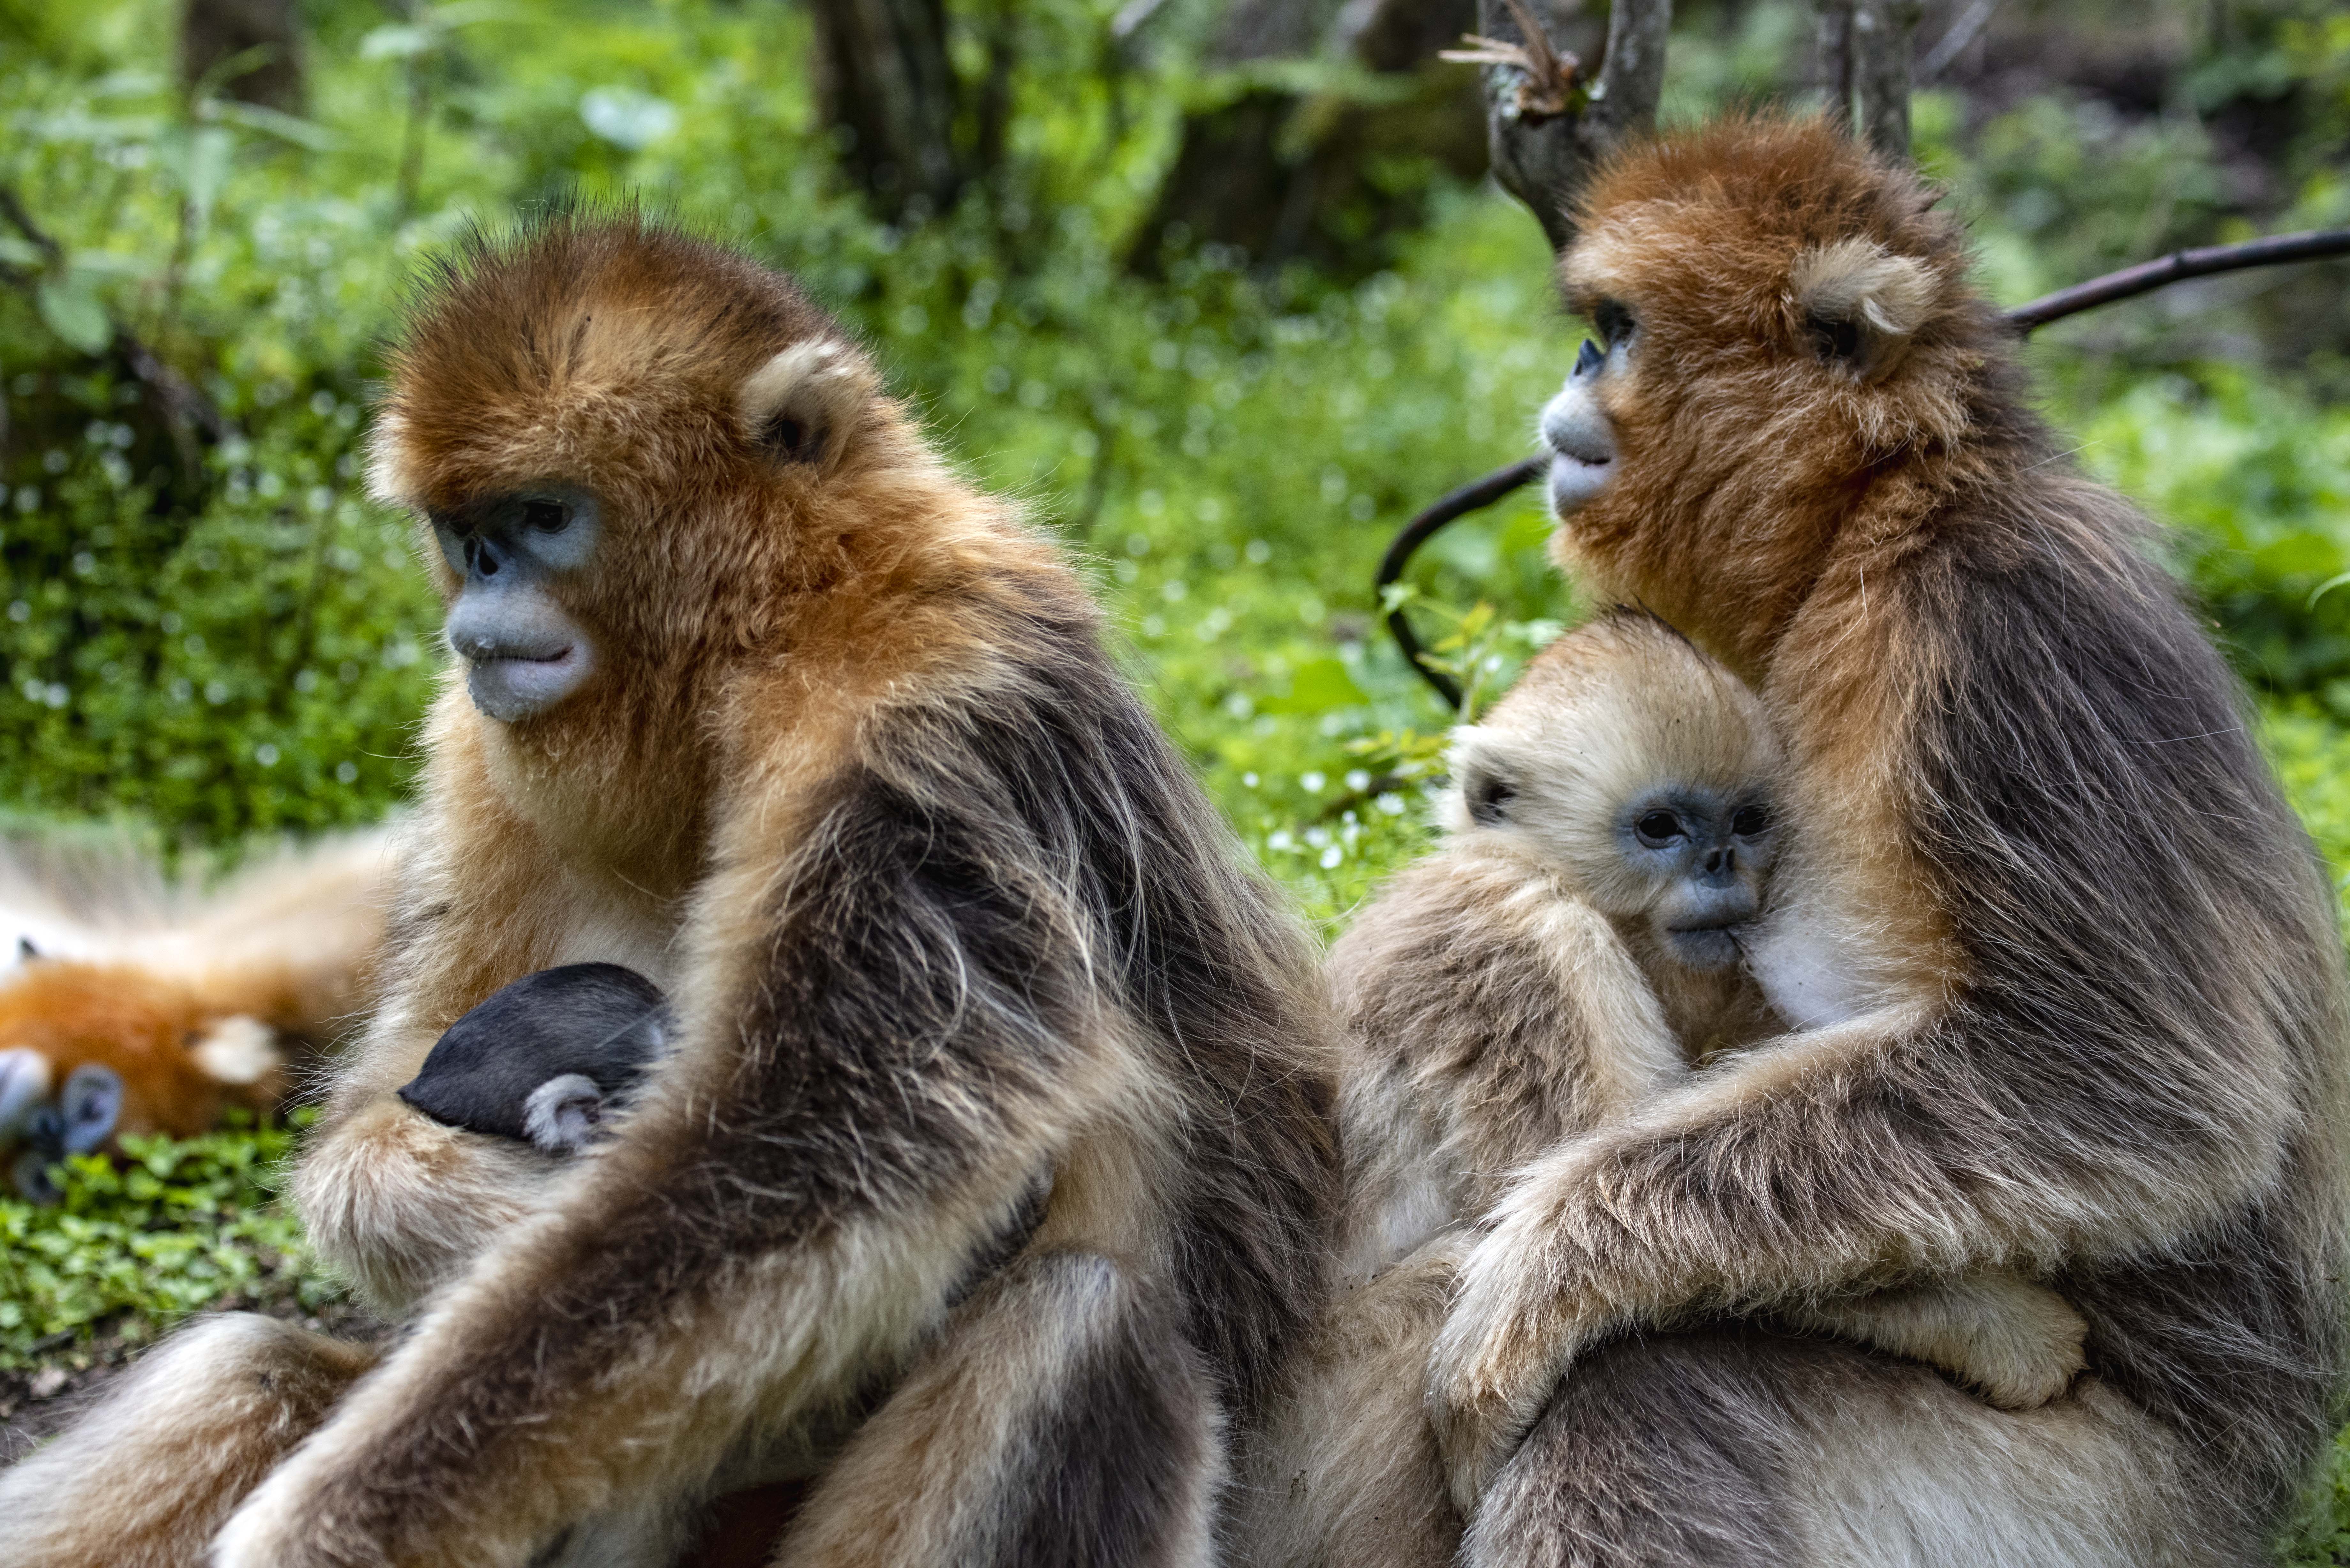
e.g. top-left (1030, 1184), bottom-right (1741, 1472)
top-left (189, 1015), bottom-right (284, 1086)
top-left (736, 340), bottom-right (880, 471)
top-left (1790, 238), bottom-right (1937, 382)
top-left (1462, 761), bottom-right (1519, 827)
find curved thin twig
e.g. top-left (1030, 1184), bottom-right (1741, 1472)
top-left (2004, 228), bottom-right (2350, 332)
top-left (1378, 228), bottom-right (2350, 707)
top-left (1376, 456), bottom-right (1550, 710)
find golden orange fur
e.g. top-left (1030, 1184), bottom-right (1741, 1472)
top-left (0, 215), bottom-right (1337, 1568)
top-left (0, 829), bottom-right (392, 1160)
top-left (1415, 115), bottom-right (2350, 1566)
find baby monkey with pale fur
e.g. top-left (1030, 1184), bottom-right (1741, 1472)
top-left (1240, 613), bottom-right (2085, 1568)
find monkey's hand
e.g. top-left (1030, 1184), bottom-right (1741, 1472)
top-left (1806, 1274), bottom-right (2088, 1412)
top-left (1424, 1156), bottom-right (1637, 1515)
top-left (1945, 1277), bottom-right (2090, 1411)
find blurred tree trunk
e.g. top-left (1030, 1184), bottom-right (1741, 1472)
top-left (179, 0), bottom-right (304, 111)
top-left (1133, 0), bottom-right (1548, 279)
top-left (1816, 0), bottom-right (1922, 159)
top-left (806, 0), bottom-right (968, 223)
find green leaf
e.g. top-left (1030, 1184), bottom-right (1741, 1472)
top-left (2254, 531), bottom-right (2340, 581)
top-left (36, 277), bottom-right (112, 353)
top-left (184, 127), bottom-right (234, 224)
top-left (1257, 657), bottom-right (1368, 715)
top-left (359, 24), bottom-right (437, 60)
top-left (208, 101), bottom-right (340, 152)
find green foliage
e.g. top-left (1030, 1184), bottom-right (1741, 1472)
top-left (2072, 371), bottom-right (2350, 704)
top-left (0, 1113), bottom-right (330, 1368)
top-left (2288, 1425), bottom-right (2350, 1567)
top-left (4, 0), bottom-right (2350, 1549)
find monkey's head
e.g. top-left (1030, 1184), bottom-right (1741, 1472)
top-left (369, 213), bottom-right (900, 737)
top-left (1442, 612), bottom-right (1782, 972)
top-left (0, 959), bottom-right (285, 1201)
top-left (1535, 117), bottom-right (2003, 653)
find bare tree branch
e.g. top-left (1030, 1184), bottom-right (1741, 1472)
top-left (1918, 0), bottom-right (1996, 82)
top-left (2004, 227), bottom-right (2350, 332)
top-left (1460, 0), bottom-right (1672, 253)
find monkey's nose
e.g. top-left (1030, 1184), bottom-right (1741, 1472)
top-left (1575, 339), bottom-right (1604, 377)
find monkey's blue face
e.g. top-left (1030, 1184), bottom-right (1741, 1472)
top-left (0, 1049), bottom-right (121, 1202)
top-left (1541, 303), bottom-right (1632, 517)
top-left (432, 485), bottom-right (603, 723)
top-left (1617, 789), bottom-right (1775, 971)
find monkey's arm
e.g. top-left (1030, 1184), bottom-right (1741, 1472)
top-left (1426, 993), bottom-right (2299, 1507)
top-left (214, 716), bottom-right (1147, 1568)
top-left (1327, 844), bottom-right (1685, 1284)
top-left (286, 791), bottom-right (581, 1315)
top-left (292, 1068), bottom-right (564, 1312)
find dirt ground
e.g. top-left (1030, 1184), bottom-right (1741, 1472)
top-left (0, 1297), bottom-right (388, 1466)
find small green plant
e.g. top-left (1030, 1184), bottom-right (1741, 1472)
top-left (0, 1111), bottom-right (337, 1368)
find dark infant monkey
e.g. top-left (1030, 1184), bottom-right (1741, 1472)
top-left (398, 962), bottom-right (670, 1155)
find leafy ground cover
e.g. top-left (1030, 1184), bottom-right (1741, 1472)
top-left (6, 0), bottom-right (2350, 1553)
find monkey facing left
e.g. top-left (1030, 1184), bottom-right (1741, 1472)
top-left (0, 213), bottom-right (1338, 1568)
top-left (1237, 613), bottom-right (2088, 1568)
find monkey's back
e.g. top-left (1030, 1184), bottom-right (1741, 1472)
top-left (1885, 464), bottom-right (2350, 1527)
top-left (862, 572), bottom-right (1344, 1425)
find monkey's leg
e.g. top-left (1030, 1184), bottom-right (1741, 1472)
top-left (1779, 1272), bottom-right (2088, 1411)
top-left (0, 1313), bottom-right (377, 1568)
top-left (770, 1248), bottom-right (1219, 1568)
top-left (1463, 1329), bottom-right (2238, 1568)
top-left (1230, 1238), bottom-right (1463, 1568)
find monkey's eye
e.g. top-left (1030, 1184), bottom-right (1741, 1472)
top-left (1634, 809), bottom-right (1684, 847)
top-left (1593, 299), bottom-right (1635, 349)
top-left (521, 498), bottom-right (572, 534)
top-left (1731, 804), bottom-right (1772, 837)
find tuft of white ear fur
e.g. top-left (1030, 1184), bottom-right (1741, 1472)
top-left (190, 1014), bottom-right (284, 1086)
top-left (522, 1073), bottom-right (605, 1154)
top-left (736, 339), bottom-right (880, 471)
top-left (363, 412), bottom-right (420, 508)
top-left (1790, 238), bottom-right (1937, 380)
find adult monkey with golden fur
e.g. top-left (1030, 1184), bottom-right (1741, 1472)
top-left (1242, 614), bottom-right (2089, 1568)
top-left (1427, 117), bottom-right (2350, 1565)
top-left (0, 215), bottom-right (1336, 1567)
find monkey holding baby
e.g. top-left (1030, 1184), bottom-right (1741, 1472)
top-left (0, 216), bottom-right (1338, 1568)
top-left (1291, 115), bottom-right (2345, 1568)
top-left (1240, 611), bottom-right (2090, 1568)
